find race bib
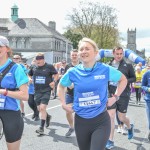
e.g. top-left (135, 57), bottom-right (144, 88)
top-left (78, 91), bottom-right (101, 107)
top-left (35, 76), bottom-right (46, 84)
top-left (135, 82), bottom-right (141, 86)
top-left (109, 81), bottom-right (118, 87)
top-left (0, 94), bottom-right (6, 109)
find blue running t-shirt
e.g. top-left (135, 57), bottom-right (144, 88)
top-left (0, 59), bottom-right (29, 110)
top-left (60, 62), bottom-right (122, 118)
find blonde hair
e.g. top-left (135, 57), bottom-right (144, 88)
top-left (78, 37), bottom-right (99, 52)
top-left (36, 52), bottom-right (44, 57)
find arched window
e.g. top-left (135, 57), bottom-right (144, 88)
top-left (16, 38), bottom-right (22, 49)
top-left (25, 38), bottom-right (30, 49)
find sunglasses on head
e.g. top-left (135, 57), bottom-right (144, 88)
top-left (13, 58), bottom-right (20, 59)
top-left (36, 56), bottom-right (44, 60)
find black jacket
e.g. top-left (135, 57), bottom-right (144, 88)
top-left (109, 59), bottom-right (136, 97)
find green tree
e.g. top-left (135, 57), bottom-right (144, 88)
top-left (65, 1), bottom-right (121, 49)
top-left (63, 30), bottom-right (82, 49)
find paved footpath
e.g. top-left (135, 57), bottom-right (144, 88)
top-left (0, 94), bottom-right (150, 150)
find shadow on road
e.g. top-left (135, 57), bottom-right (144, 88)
top-left (48, 128), bottom-right (78, 147)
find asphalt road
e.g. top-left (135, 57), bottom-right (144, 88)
top-left (0, 94), bottom-right (150, 150)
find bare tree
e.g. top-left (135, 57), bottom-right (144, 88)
top-left (66, 1), bottom-right (121, 49)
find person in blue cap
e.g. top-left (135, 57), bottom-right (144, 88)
top-left (0, 35), bottom-right (29, 149)
top-left (57, 37), bottom-right (127, 150)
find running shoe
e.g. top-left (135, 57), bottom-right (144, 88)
top-left (21, 113), bottom-right (25, 118)
top-left (34, 116), bottom-right (40, 121)
top-left (128, 124), bottom-right (134, 139)
top-left (53, 96), bottom-right (56, 99)
top-left (117, 127), bottom-right (122, 133)
top-left (65, 128), bottom-right (74, 137)
top-left (121, 127), bottom-right (127, 135)
top-left (46, 114), bottom-right (52, 128)
top-left (32, 114), bottom-right (35, 119)
top-left (105, 140), bottom-right (114, 149)
top-left (36, 127), bottom-right (44, 135)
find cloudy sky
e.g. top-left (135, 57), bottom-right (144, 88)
top-left (1, 0), bottom-right (150, 55)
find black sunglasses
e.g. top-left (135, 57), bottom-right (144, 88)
top-left (13, 58), bottom-right (20, 59)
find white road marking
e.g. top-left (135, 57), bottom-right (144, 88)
top-left (25, 105), bottom-right (61, 117)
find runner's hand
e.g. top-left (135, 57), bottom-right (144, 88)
top-left (107, 97), bottom-right (117, 107)
top-left (49, 81), bottom-right (55, 89)
top-left (62, 104), bottom-right (74, 113)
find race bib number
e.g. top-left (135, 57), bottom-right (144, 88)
top-left (78, 91), bottom-right (101, 107)
top-left (35, 76), bottom-right (46, 84)
top-left (135, 82), bottom-right (141, 86)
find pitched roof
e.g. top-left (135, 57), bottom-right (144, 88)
top-left (0, 18), bottom-right (70, 42)
top-left (0, 18), bottom-right (16, 30)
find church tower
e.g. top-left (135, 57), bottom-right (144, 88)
top-left (11, 4), bottom-right (19, 22)
top-left (127, 28), bottom-right (136, 52)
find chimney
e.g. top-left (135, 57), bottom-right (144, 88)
top-left (48, 21), bottom-right (56, 30)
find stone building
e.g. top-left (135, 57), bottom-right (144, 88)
top-left (0, 4), bottom-right (73, 64)
top-left (127, 28), bottom-right (137, 52)
top-left (127, 28), bottom-right (145, 58)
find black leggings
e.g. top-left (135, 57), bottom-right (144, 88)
top-left (75, 111), bottom-right (110, 150)
top-left (28, 94), bottom-right (39, 117)
top-left (135, 88), bottom-right (142, 102)
top-left (0, 110), bottom-right (24, 143)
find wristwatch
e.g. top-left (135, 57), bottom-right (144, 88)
top-left (113, 94), bottom-right (120, 101)
top-left (53, 80), bottom-right (56, 83)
